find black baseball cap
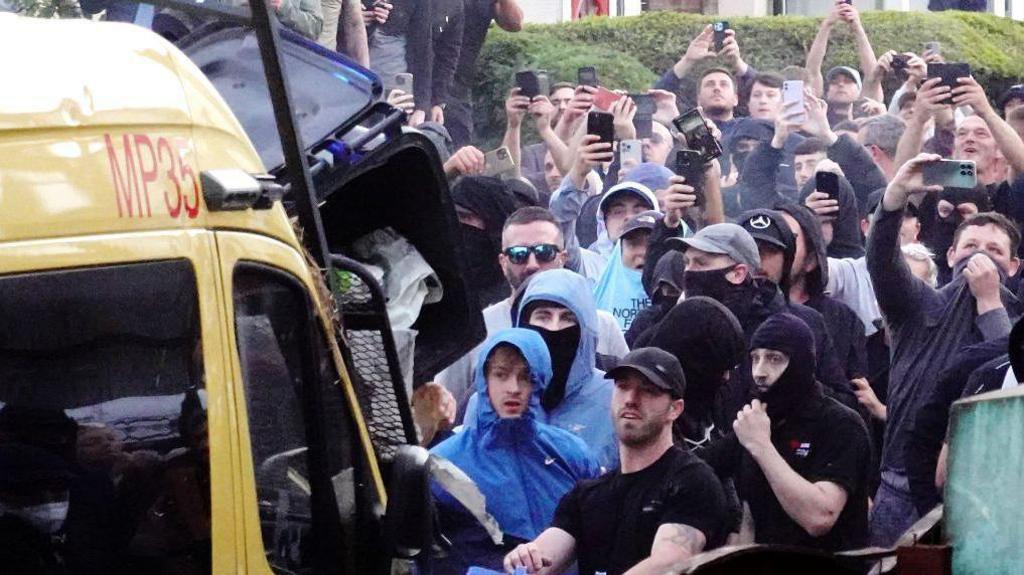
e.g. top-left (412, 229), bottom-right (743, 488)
top-left (999, 84), bottom-right (1024, 111)
top-left (605, 347), bottom-right (687, 398)
top-left (738, 209), bottom-right (794, 252)
top-left (619, 210), bottom-right (662, 239)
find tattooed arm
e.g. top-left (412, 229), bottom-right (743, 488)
top-left (622, 523), bottom-right (707, 575)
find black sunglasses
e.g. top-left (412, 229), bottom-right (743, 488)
top-left (502, 244), bottom-right (561, 265)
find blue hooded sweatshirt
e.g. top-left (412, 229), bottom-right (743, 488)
top-left (430, 329), bottom-right (600, 572)
top-left (593, 240), bottom-right (651, 332)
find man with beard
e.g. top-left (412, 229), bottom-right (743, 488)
top-left (436, 208), bottom-right (628, 416)
top-left (504, 348), bottom-right (728, 575)
top-left (867, 153), bottom-right (1021, 546)
top-left (701, 313), bottom-right (871, 551)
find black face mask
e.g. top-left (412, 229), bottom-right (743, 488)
top-left (731, 150), bottom-right (751, 177)
top-left (525, 324), bottom-right (581, 411)
top-left (460, 224), bottom-right (502, 285)
top-left (684, 266), bottom-right (739, 302)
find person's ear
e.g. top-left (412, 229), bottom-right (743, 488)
top-left (727, 264), bottom-right (748, 285)
top-left (1010, 257), bottom-right (1021, 278)
top-left (669, 398), bottom-right (685, 421)
top-left (860, 218), bottom-right (871, 237)
top-left (947, 246), bottom-right (957, 270)
top-left (498, 252), bottom-right (509, 268)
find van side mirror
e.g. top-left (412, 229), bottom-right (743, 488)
top-left (382, 445), bottom-right (434, 559)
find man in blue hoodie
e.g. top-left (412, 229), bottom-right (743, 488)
top-left (430, 328), bottom-right (600, 574)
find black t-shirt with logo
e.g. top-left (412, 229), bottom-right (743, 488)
top-left (551, 446), bottom-right (727, 575)
top-left (701, 394), bottom-right (871, 551)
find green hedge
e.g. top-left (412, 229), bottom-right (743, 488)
top-left (472, 10), bottom-right (1024, 147)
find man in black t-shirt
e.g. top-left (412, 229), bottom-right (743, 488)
top-left (503, 348), bottom-right (728, 575)
top-left (702, 313), bottom-right (870, 552)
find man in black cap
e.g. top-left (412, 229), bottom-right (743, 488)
top-left (504, 348), bottom-right (728, 575)
top-left (702, 313), bottom-right (871, 552)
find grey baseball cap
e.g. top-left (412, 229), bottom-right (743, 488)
top-left (667, 223), bottom-right (761, 270)
top-left (826, 66), bottom-right (863, 91)
top-left (619, 210), bottom-right (662, 239)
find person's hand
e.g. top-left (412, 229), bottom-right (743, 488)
top-left (875, 50), bottom-right (896, 78)
top-left (772, 101), bottom-right (804, 149)
top-left (611, 95), bottom-right (637, 141)
top-left (430, 105), bottom-right (445, 124)
top-left (562, 85), bottom-right (596, 125)
top-left (805, 190), bottom-right (840, 219)
top-left (362, 1), bottom-right (392, 25)
top-left (649, 88), bottom-right (680, 125)
top-left (387, 89), bottom-right (415, 115)
top-left (680, 24), bottom-right (716, 68)
top-left (952, 76), bottom-right (996, 119)
top-left (269, 0), bottom-right (283, 10)
top-left (963, 253), bottom-right (1003, 309)
top-left (571, 134), bottom-right (614, 188)
top-left (661, 175), bottom-right (699, 228)
top-left (802, 91), bottom-right (838, 145)
top-left (530, 95), bottom-right (556, 134)
top-left (504, 542), bottom-right (552, 573)
top-left (851, 378), bottom-right (886, 421)
top-left (443, 146), bottom-right (485, 178)
top-left (905, 53), bottom-right (928, 84)
top-left (718, 29), bottom-right (749, 76)
top-left (911, 77), bottom-right (953, 124)
top-left (411, 382), bottom-right (455, 446)
top-left (823, 0), bottom-right (843, 26)
top-left (885, 152), bottom-right (944, 208)
top-left (859, 98), bottom-right (887, 118)
top-left (734, 399), bottom-right (772, 456)
top-left (838, 0), bottom-right (861, 27)
top-left (505, 87), bottom-right (530, 128)
top-left (409, 109), bottom-right (426, 127)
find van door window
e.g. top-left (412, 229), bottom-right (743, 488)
top-left (232, 264), bottom-right (364, 574)
top-left (0, 260), bottom-right (209, 574)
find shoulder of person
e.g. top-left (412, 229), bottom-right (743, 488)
top-left (817, 396), bottom-right (871, 445)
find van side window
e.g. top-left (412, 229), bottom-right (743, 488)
top-left (0, 260), bottom-right (210, 574)
top-left (233, 264), bottom-right (364, 574)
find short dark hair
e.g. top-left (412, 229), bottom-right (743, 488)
top-left (700, 67), bottom-right (737, 91)
top-left (953, 212), bottom-right (1021, 256)
top-left (793, 137), bottom-right (828, 157)
top-left (897, 91), bottom-right (917, 110)
top-left (550, 81), bottom-right (575, 95)
top-left (751, 72), bottom-right (784, 90)
top-left (503, 207), bottom-right (564, 245)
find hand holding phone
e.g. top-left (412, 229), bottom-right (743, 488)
top-left (588, 111), bottom-right (615, 146)
top-left (672, 108), bottom-right (722, 163)
top-left (927, 63), bottom-right (971, 99)
top-left (673, 150), bottom-right (705, 207)
top-left (578, 66), bottom-right (599, 88)
top-left (923, 159), bottom-right (977, 189)
top-left (592, 86), bottom-right (620, 112)
top-left (816, 172), bottom-right (840, 200)
top-left (713, 21), bottom-right (730, 52)
top-left (515, 70), bottom-right (541, 99)
top-left (483, 147), bottom-right (516, 178)
top-left (782, 80), bottom-right (806, 124)
top-left (619, 139), bottom-right (643, 168)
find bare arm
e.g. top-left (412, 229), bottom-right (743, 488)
top-left (894, 78), bottom-right (951, 171)
top-left (805, 14), bottom-right (836, 97)
top-left (493, 0), bottom-right (524, 32)
top-left (502, 89), bottom-right (529, 176)
top-left (623, 523), bottom-right (707, 575)
top-left (954, 77), bottom-right (1024, 178)
top-left (702, 159), bottom-right (725, 225)
top-left (503, 527), bottom-right (576, 575)
top-left (339, 0), bottom-right (369, 67)
top-left (849, 14), bottom-right (881, 102)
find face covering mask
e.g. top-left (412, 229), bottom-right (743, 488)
top-left (731, 151), bottom-right (751, 177)
top-left (525, 323), bottom-right (581, 411)
top-left (953, 250), bottom-right (1008, 284)
top-left (460, 224), bottom-right (502, 284)
top-left (2, 498), bottom-right (70, 535)
top-left (684, 266), bottom-right (739, 302)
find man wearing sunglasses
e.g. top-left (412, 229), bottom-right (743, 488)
top-left (436, 207), bottom-right (628, 419)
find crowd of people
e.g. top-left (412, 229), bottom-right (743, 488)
top-left (365, 1), bottom-right (1024, 574)
top-left (23, 0), bottom-right (1024, 573)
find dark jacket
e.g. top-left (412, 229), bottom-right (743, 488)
top-left (826, 134), bottom-right (888, 210)
top-left (796, 175), bottom-right (865, 259)
top-left (379, 0), bottom-right (433, 111)
top-left (428, 0), bottom-right (464, 108)
top-left (452, 0), bottom-right (496, 98)
top-left (866, 206), bottom-right (1019, 475)
top-left (904, 338), bottom-right (1008, 515)
top-left (775, 202), bottom-right (868, 380)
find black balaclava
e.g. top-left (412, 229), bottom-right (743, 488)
top-left (452, 176), bottom-right (519, 307)
top-left (685, 266), bottom-right (758, 322)
top-left (650, 297), bottom-right (746, 439)
top-left (646, 251), bottom-right (686, 306)
top-left (520, 300), bottom-right (581, 411)
top-left (796, 174), bottom-right (865, 260)
top-left (749, 313), bottom-right (821, 422)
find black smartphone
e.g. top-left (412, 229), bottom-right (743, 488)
top-left (588, 111), bottom-right (615, 146)
top-left (713, 21), bottom-right (729, 52)
top-left (928, 62), bottom-right (971, 98)
top-left (672, 108), bottom-right (722, 163)
top-left (891, 54), bottom-right (909, 72)
top-left (629, 93), bottom-right (655, 139)
top-left (578, 66), bottom-right (599, 88)
top-left (674, 150), bottom-right (705, 206)
top-left (515, 70), bottom-right (541, 99)
top-left (816, 172), bottom-right (839, 200)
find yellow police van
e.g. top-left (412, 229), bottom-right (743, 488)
top-left (0, 8), bottom-right (481, 574)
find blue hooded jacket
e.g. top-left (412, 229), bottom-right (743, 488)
top-left (430, 329), bottom-right (600, 571)
top-left (593, 241), bottom-right (651, 332)
top-left (515, 269), bottom-right (619, 468)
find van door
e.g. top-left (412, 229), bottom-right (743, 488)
top-left (214, 231), bottom-right (385, 574)
top-left (0, 231), bottom-right (238, 573)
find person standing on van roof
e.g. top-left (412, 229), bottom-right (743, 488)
top-left (430, 328), bottom-right (599, 575)
top-left (445, 0), bottom-right (524, 148)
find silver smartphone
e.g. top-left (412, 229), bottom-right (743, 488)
top-left (483, 146), bottom-right (516, 178)
top-left (619, 139), bottom-right (643, 167)
top-left (390, 72), bottom-right (414, 96)
top-left (923, 159), bottom-right (976, 189)
top-left (782, 80), bottom-right (806, 124)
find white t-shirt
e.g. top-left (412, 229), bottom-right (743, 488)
top-left (826, 256), bottom-right (882, 337)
